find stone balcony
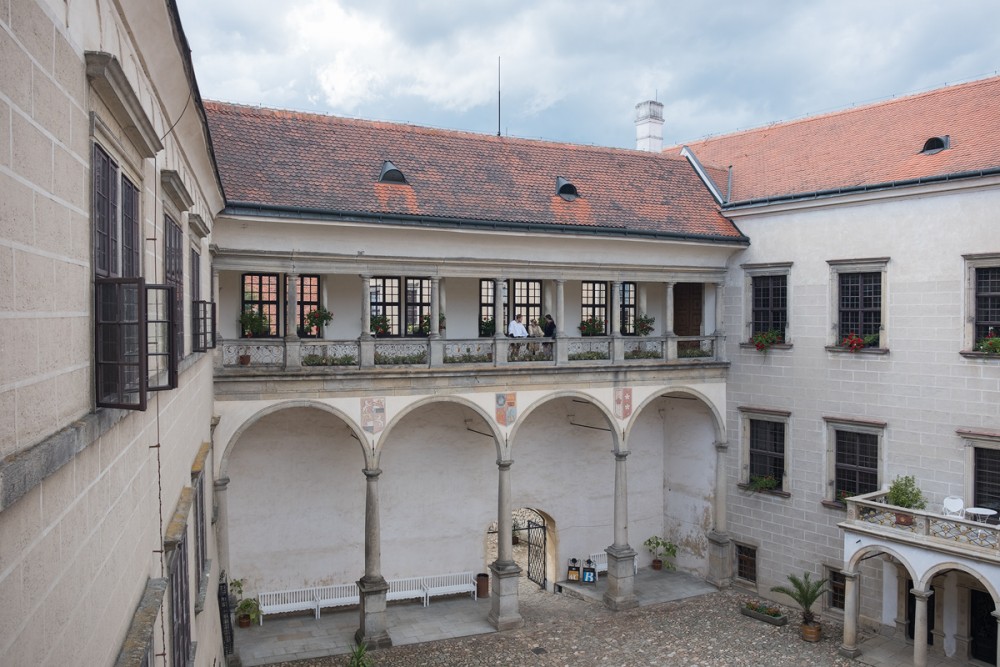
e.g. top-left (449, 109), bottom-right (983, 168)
top-left (841, 491), bottom-right (999, 563)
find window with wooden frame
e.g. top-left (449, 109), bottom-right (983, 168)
top-left (828, 570), bottom-right (846, 610)
top-left (619, 282), bottom-right (637, 335)
top-left (752, 275), bottom-right (787, 336)
top-left (975, 266), bottom-right (1000, 341)
top-left (96, 278), bottom-right (148, 409)
top-left (168, 532), bottom-right (191, 667)
top-left (165, 215), bottom-right (185, 361)
top-left (370, 277), bottom-right (400, 336)
top-left (241, 273), bottom-right (280, 337)
top-left (479, 279), bottom-right (495, 337)
top-left (581, 281), bottom-right (608, 332)
top-left (826, 418), bottom-right (884, 502)
top-left (828, 258), bottom-right (887, 349)
top-left (749, 419), bottom-right (786, 491)
top-left (93, 144), bottom-right (141, 279)
top-left (296, 275), bottom-right (321, 336)
top-left (404, 278), bottom-right (431, 336)
top-left (190, 248), bottom-right (214, 353)
top-left (511, 279), bottom-right (542, 328)
top-left (735, 543), bottom-right (757, 582)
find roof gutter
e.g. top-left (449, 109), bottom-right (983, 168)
top-left (222, 201), bottom-right (750, 245)
top-left (723, 166), bottom-right (1000, 209)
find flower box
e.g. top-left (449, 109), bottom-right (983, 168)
top-left (741, 605), bottom-right (787, 626)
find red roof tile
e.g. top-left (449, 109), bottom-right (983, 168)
top-left (204, 101), bottom-right (744, 240)
top-left (672, 76), bottom-right (1000, 203)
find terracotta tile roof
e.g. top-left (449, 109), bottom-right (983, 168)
top-left (203, 101), bottom-right (744, 240)
top-left (671, 76), bottom-right (1000, 204)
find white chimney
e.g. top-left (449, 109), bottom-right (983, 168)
top-left (635, 100), bottom-right (664, 152)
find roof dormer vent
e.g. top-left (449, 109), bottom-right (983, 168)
top-left (556, 176), bottom-right (578, 201)
top-left (920, 135), bottom-right (949, 155)
top-left (379, 160), bottom-right (407, 183)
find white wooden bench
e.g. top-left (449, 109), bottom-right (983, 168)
top-left (588, 551), bottom-right (638, 579)
top-left (315, 582), bottom-right (360, 616)
top-left (387, 576), bottom-right (428, 606)
top-left (258, 587), bottom-right (319, 624)
top-left (422, 572), bottom-right (477, 603)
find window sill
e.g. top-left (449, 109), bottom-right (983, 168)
top-left (821, 499), bottom-right (847, 511)
top-left (960, 351), bottom-right (1000, 360)
top-left (194, 560), bottom-right (212, 614)
top-left (737, 483), bottom-right (791, 499)
top-left (824, 346), bottom-right (889, 356)
top-left (739, 343), bottom-right (793, 352)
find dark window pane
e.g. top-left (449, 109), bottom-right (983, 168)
top-left (752, 274), bottom-right (787, 335)
top-left (839, 272), bottom-right (881, 339)
top-left (736, 544), bottom-right (757, 582)
top-left (95, 277), bottom-right (147, 410)
top-left (835, 430), bottom-right (879, 497)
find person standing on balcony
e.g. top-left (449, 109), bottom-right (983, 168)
top-left (528, 319), bottom-right (544, 337)
top-left (508, 313), bottom-right (528, 337)
top-left (543, 314), bottom-right (556, 337)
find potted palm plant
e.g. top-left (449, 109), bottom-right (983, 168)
top-left (885, 474), bottom-right (926, 526)
top-left (771, 572), bottom-right (827, 642)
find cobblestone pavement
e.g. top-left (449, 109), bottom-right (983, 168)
top-left (273, 577), bottom-right (863, 667)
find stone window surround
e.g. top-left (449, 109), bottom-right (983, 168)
top-left (957, 427), bottom-right (1000, 507)
top-left (962, 253), bottom-right (1000, 353)
top-left (741, 261), bottom-right (793, 346)
top-left (733, 541), bottom-right (759, 586)
top-left (737, 406), bottom-right (791, 496)
top-left (823, 416), bottom-right (887, 506)
top-left (826, 257), bottom-right (889, 351)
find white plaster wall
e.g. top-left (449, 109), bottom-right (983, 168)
top-left (226, 407), bottom-right (367, 592)
top-left (724, 185), bottom-right (1000, 612)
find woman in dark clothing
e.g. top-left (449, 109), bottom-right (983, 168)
top-left (543, 314), bottom-right (556, 337)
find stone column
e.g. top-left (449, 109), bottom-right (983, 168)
top-left (284, 273), bottom-right (301, 368)
top-left (357, 468), bottom-right (391, 649)
top-left (429, 277), bottom-right (442, 364)
top-left (638, 284), bottom-right (647, 318)
top-left (664, 281), bottom-right (676, 360)
top-left (360, 275), bottom-right (374, 367)
top-left (489, 460), bottom-right (523, 630)
top-left (706, 441), bottom-right (731, 588)
top-left (713, 281), bottom-right (725, 361)
top-left (213, 476), bottom-right (230, 575)
top-left (604, 450), bottom-right (637, 610)
top-left (839, 571), bottom-right (862, 658)
top-left (993, 610), bottom-right (1000, 667)
top-left (493, 277), bottom-right (508, 366)
top-left (610, 281), bottom-right (623, 362)
top-left (555, 279), bottom-right (567, 363)
top-left (911, 588), bottom-right (932, 667)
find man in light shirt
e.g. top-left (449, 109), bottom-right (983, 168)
top-left (508, 313), bottom-right (528, 337)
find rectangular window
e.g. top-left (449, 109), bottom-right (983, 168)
top-left (165, 215), bottom-right (184, 360)
top-left (512, 280), bottom-right (542, 328)
top-left (619, 282), bottom-right (637, 335)
top-left (974, 447), bottom-right (1000, 515)
top-left (296, 275), bottom-right (321, 337)
top-left (735, 544), bottom-right (757, 582)
top-left (752, 275), bottom-right (787, 336)
top-left (121, 179), bottom-right (140, 278)
top-left (828, 570), bottom-right (846, 610)
top-left (193, 472), bottom-right (207, 588)
top-left (93, 144), bottom-right (119, 277)
top-left (582, 281), bottom-right (608, 332)
top-left (370, 277), bottom-right (400, 336)
top-left (975, 266), bottom-right (1000, 341)
top-left (168, 535), bottom-right (191, 667)
top-left (835, 430), bottom-right (879, 498)
top-left (190, 249), bottom-right (200, 302)
top-left (405, 278), bottom-right (431, 336)
top-left (241, 273), bottom-right (280, 337)
top-left (749, 419), bottom-right (785, 491)
top-left (480, 279), bottom-right (495, 337)
top-left (192, 300), bottom-right (215, 352)
top-left (147, 284), bottom-right (178, 391)
top-left (95, 278), bottom-right (147, 410)
top-left (838, 272), bottom-right (881, 340)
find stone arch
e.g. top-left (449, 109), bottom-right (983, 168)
top-left (920, 561), bottom-right (1000, 602)
top-left (219, 399), bottom-right (370, 476)
top-left (509, 390), bottom-right (620, 453)
top-left (845, 544), bottom-right (918, 585)
top-left (625, 385), bottom-right (726, 446)
top-left (377, 394), bottom-right (503, 461)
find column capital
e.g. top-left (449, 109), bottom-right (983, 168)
top-left (840, 569), bottom-right (859, 581)
top-left (214, 476), bottom-right (230, 490)
top-left (363, 467), bottom-right (383, 479)
top-left (614, 450), bottom-right (630, 461)
top-left (361, 273), bottom-right (372, 280)
top-left (287, 272), bottom-right (299, 279)
top-left (714, 440), bottom-right (729, 452)
top-left (910, 588), bottom-right (933, 599)
top-left (496, 459), bottom-right (514, 470)
top-left (555, 278), bottom-right (565, 285)
top-left (991, 610), bottom-right (1000, 622)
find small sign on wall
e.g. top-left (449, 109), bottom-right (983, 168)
top-left (567, 558), bottom-right (580, 581)
top-left (582, 559), bottom-right (597, 584)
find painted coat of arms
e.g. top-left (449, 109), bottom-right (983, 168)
top-left (614, 387), bottom-right (633, 420)
top-left (495, 392), bottom-right (517, 426)
top-left (361, 397), bottom-right (386, 434)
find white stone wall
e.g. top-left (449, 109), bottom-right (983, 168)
top-left (1, 1), bottom-right (223, 665)
top-left (723, 184), bottom-right (1000, 619)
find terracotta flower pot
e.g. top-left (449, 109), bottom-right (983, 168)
top-left (895, 512), bottom-right (914, 526)
top-left (651, 559), bottom-right (663, 570)
top-left (800, 622), bottom-right (822, 642)
top-left (238, 354), bottom-right (251, 365)
top-left (237, 614), bottom-right (251, 628)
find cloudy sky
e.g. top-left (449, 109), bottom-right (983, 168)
top-left (175, 0), bottom-right (1000, 149)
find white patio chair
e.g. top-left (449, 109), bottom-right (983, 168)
top-left (942, 496), bottom-right (965, 518)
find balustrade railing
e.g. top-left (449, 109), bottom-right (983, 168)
top-left (845, 491), bottom-right (999, 556)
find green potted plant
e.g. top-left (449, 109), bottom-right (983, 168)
top-left (578, 317), bottom-right (606, 336)
top-left (771, 572), bottom-right (827, 642)
top-left (751, 329), bottom-right (783, 352)
top-left (747, 474), bottom-right (779, 493)
top-left (635, 313), bottom-right (655, 336)
top-left (741, 599), bottom-right (788, 626)
top-left (479, 317), bottom-right (495, 337)
top-left (885, 474), bottom-right (926, 526)
top-left (239, 308), bottom-right (269, 337)
top-left (370, 314), bottom-right (391, 337)
top-left (347, 641), bottom-right (373, 667)
top-left (235, 596), bottom-right (261, 627)
top-left (976, 329), bottom-right (1000, 354)
top-left (642, 535), bottom-right (677, 571)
